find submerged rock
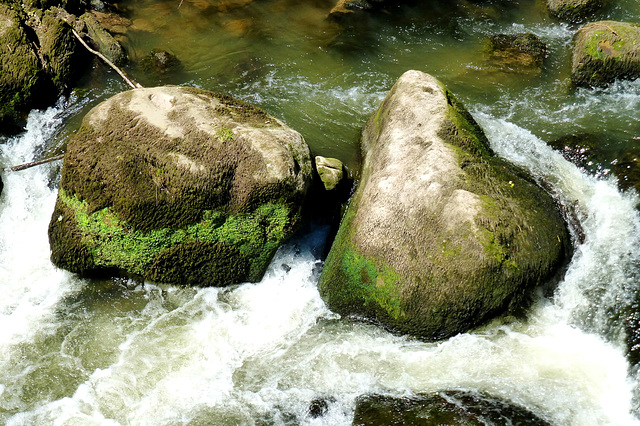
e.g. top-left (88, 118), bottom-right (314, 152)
top-left (352, 391), bottom-right (551, 425)
top-left (49, 86), bottom-right (312, 285)
top-left (485, 33), bottom-right (546, 73)
top-left (572, 21), bottom-right (640, 87)
top-left (139, 49), bottom-right (181, 75)
top-left (328, 0), bottom-right (385, 20)
top-left (315, 156), bottom-right (344, 191)
top-left (318, 70), bottom-right (569, 341)
top-left (547, 0), bottom-right (607, 22)
top-left (549, 133), bottom-right (640, 195)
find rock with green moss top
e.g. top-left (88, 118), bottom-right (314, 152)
top-left (48, 86), bottom-right (312, 285)
top-left (352, 391), bottom-right (551, 425)
top-left (318, 70), bottom-right (569, 341)
top-left (547, 0), bottom-right (606, 22)
top-left (572, 21), bottom-right (640, 87)
top-left (0, 4), bottom-right (50, 131)
top-left (485, 33), bottom-right (546, 73)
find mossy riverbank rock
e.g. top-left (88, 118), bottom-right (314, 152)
top-left (352, 392), bottom-right (551, 425)
top-left (318, 70), bottom-right (569, 341)
top-left (0, 1), bottom-right (127, 132)
top-left (547, 0), bottom-right (607, 22)
top-left (0, 4), bottom-right (50, 131)
top-left (48, 86), bottom-right (312, 285)
top-left (572, 21), bottom-right (640, 87)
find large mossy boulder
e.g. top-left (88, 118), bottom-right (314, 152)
top-left (318, 70), bottom-right (569, 340)
top-left (48, 86), bottom-right (312, 285)
top-left (547, 0), bottom-right (607, 22)
top-left (572, 21), bottom-right (640, 87)
top-left (352, 392), bottom-right (551, 425)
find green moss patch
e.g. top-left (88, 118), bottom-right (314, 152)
top-left (55, 189), bottom-right (293, 285)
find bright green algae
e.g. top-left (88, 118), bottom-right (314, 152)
top-left (56, 189), bottom-right (292, 284)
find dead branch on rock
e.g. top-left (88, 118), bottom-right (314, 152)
top-left (8, 154), bottom-right (65, 171)
top-left (70, 28), bottom-right (142, 89)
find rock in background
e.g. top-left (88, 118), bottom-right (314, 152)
top-left (547, 0), bottom-right (607, 22)
top-left (318, 70), bottom-right (570, 341)
top-left (49, 86), bottom-right (312, 285)
top-left (572, 20), bottom-right (640, 87)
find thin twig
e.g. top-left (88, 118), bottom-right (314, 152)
top-left (9, 154), bottom-right (65, 171)
top-left (71, 28), bottom-right (142, 89)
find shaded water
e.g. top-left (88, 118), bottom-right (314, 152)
top-left (2, 0), bottom-right (640, 424)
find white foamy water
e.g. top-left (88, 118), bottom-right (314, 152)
top-left (0, 104), bottom-right (84, 348)
top-left (2, 104), bottom-right (640, 425)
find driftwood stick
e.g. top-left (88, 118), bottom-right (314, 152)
top-left (71, 28), bottom-right (142, 89)
top-left (9, 154), bottom-right (65, 171)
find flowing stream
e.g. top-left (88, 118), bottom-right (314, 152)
top-left (2, 0), bottom-right (640, 424)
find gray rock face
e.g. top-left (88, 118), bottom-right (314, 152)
top-left (547, 0), bottom-right (607, 22)
top-left (49, 86), bottom-right (312, 285)
top-left (572, 21), bottom-right (640, 87)
top-left (318, 70), bottom-right (569, 340)
top-left (315, 156), bottom-right (344, 191)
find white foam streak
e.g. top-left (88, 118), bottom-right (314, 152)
top-left (0, 106), bottom-right (81, 348)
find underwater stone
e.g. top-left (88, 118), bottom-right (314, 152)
top-left (572, 20), bottom-right (640, 87)
top-left (48, 86), bottom-right (312, 285)
top-left (352, 391), bottom-right (552, 425)
top-left (318, 70), bottom-right (570, 341)
top-left (140, 49), bottom-right (181, 74)
top-left (485, 33), bottom-right (546, 73)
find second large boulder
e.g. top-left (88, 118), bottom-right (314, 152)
top-left (318, 70), bottom-right (570, 340)
top-left (49, 86), bottom-right (312, 285)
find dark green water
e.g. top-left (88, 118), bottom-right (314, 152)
top-left (83, 0), bottom-right (639, 172)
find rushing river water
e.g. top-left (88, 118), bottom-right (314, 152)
top-left (2, 0), bottom-right (640, 424)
